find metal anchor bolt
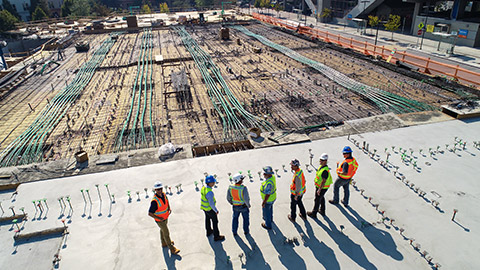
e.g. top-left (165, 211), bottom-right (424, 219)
top-left (105, 184), bottom-right (112, 199)
top-left (136, 191), bottom-right (140, 201)
top-left (80, 189), bottom-right (87, 204)
top-left (86, 190), bottom-right (92, 204)
top-left (452, 209), bottom-right (458, 221)
top-left (9, 206), bottom-right (15, 216)
top-left (144, 188), bottom-right (149, 198)
top-left (19, 207), bottom-right (25, 215)
top-left (95, 184), bottom-right (102, 201)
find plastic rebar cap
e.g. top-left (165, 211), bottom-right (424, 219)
top-left (343, 146), bottom-right (353, 154)
top-left (153, 181), bottom-right (163, 189)
top-left (320, 153), bottom-right (328, 160)
top-left (232, 173), bottom-right (245, 184)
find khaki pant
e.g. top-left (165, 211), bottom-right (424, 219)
top-left (155, 219), bottom-right (173, 249)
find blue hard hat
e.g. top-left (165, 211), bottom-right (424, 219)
top-left (263, 166), bottom-right (274, 175)
top-left (343, 146), bottom-right (353, 154)
top-left (205, 175), bottom-right (216, 184)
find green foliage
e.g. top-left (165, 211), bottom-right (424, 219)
top-left (260, 0), bottom-right (270, 8)
top-left (32, 6), bottom-right (48, 21)
top-left (274, 2), bottom-right (283, 12)
top-left (71, 0), bottom-right (91, 17)
top-left (30, 0), bottom-right (51, 17)
top-left (0, 9), bottom-right (18, 32)
top-left (92, 2), bottom-right (110, 16)
top-left (254, 0), bottom-right (261, 8)
top-left (368, 15), bottom-right (379, 28)
top-left (195, 0), bottom-right (214, 8)
top-left (383, 14), bottom-right (401, 39)
top-left (159, 3), bottom-right (169, 13)
top-left (61, 0), bottom-right (74, 17)
top-left (2, 0), bottom-right (20, 19)
top-left (141, 4), bottom-right (151, 13)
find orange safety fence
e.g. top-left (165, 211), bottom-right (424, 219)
top-left (252, 13), bottom-right (480, 89)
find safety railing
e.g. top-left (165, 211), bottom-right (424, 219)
top-left (252, 13), bottom-right (480, 89)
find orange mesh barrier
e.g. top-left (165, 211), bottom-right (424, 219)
top-left (252, 13), bottom-right (480, 88)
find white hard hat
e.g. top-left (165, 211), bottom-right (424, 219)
top-left (320, 153), bottom-right (328, 160)
top-left (153, 181), bottom-right (163, 189)
top-left (232, 173), bottom-right (245, 184)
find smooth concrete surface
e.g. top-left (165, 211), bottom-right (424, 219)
top-left (0, 117), bottom-right (479, 269)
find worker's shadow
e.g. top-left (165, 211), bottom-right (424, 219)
top-left (162, 247), bottom-right (182, 269)
top-left (340, 206), bottom-right (403, 260)
top-left (208, 238), bottom-right (233, 270)
top-left (313, 216), bottom-right (378, 270)
top-left (234, 234), bottom-right (271, 269)
top-left (294, 221), bottom-right (340, 270)
top-left (267, 223), bottom-right (306, 269)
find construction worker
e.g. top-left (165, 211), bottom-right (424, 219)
top-left (226, 173), bottom-right (251, 235)
top-left (288, 159), bottom-right (307, 222)
top-left (148, 181), bottom-right (180, 255)
top-left (307, 153), bottom-right (332, 218)
top-left (201, 175), bottom-right (225, 241)
top-left (260, 166), bottom-right (276, 230)
top-left (329, 146), bottom-right (359, 207)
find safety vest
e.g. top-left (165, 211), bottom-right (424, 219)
top-left (290, 169), bottom-right (306, 195)
top-left (315, 166), bottom-right (333, 189)
top-left (336, 157), bottom-right (359, 180)
top-left (200, 186), bottom-right (215, 211)
top-left (260, 175), bottom-right (276, 202)
top-left (230, 185), bottom-right (245, 206)
top-left (152, 193), bottom-right (169, 221)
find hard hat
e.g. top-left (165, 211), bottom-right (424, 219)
top-left (320, 153), bottom-right (328, 160)
top-left (205, 175), bottom-right (216, 184)
top-left (232, 173), bottom-right (245, 184)
top-left (153, 181), bottom-right (163, 189)
top-left (290, 159), bottom-right (300, 167)
top-left (263, 166), bottom-right (273, 175)
top-left (342, 146), bottom-right (353, 154)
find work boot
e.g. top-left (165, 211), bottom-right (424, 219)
top-left (214, 235), bottom-right (225, 241)
top-left (307, 211), bottom-right (317, 218)
top-left (328, 200), bottom-right (338, 205)
top-left (162, 241), bottom-right (175, 248)
top-left (170, 246), bottom-right (180, 255)
top-left (288, 214), bottom-right (295, 223)
top-left (261, 223), bottom-right (271, 230)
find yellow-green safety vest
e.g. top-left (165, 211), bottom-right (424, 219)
top-left (200, 186), bottom-right (215, 211)
top-left (260, 175), bottom-right (276, 202)
top-left (315, 166), bottom-right (333, 189)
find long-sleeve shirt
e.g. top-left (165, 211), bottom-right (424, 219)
top-left (226, 185), bottom-right (251, 208)
top-left (205, 190), bottom-right (218, 213)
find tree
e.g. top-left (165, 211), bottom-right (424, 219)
top-left (0, 9), bottom-right (18, 32)
top-left (2, 0), bottom-right (20, 19)
top-left (32, 6), bottom-right (48, 20)
top-left (92, 1), bottom-right (111, 16)
top-left (274, 2), bottom-right (283, 17)
top-left (30, 0), bottom-right (51, 17)
top-left (320, 8), bottom-right (331, 24)
top-left (159, 3), bottom-right (169, 13)
top-left (195, 0), bottom-right (213, 8)
top-left (61, 0), bottom-right (74, 17)
top-left (383, 14), bottom-right (401, 40)
top-left (141, 4), bottom-right (151, 13)
top-left (254, 0), bottom-right (261, 8)
top-left (368, 15), bottom-right (379, 34)
top-left (71, 0), bottom-right (91, 17)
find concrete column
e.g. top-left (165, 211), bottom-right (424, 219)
top-left (411, 2), bottom-right (422, 34)
top-left (452, 0), bottom-right (468, 20)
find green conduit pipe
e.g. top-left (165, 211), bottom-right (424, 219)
top-left (231, 25), bottom-right (435, 114)
top-left (172, 26), bottom-right (273, 142)
top-left (0, 33), bottom-right (121, 167)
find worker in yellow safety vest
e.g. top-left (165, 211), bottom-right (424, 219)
top-left (201, 175), bottom-right (225, 241)
top-left (329, 146), bottom-right (359, 207)
top-left (288, 159), bottom-right (307, 222)
top-left (260, 166), bottom-right (276, 230)
top-left (226, 173), bottom-right (251, 235)
top-left (307, 153), bottom-right (332, 218)
top-left (148, 181), bottom-right (180, 255)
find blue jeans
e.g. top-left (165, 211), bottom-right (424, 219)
top-left (332, 177), bottom-right (350, 204)
top-left (262, 203), bottom-right (273, 228)
top-left (232, 205), bottom-right (250, 234)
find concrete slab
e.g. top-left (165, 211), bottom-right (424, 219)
top-left (0, 117), bottom-right (479, 269)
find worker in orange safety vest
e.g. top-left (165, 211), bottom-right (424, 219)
top-left (148, 181), bottom-right (180, 255)
top-left (226, 173), bottom-right (251, 235)
top-left (288, 159), bottom-right (307, 222)
top-left (329, 146), bottom-right (359, 207)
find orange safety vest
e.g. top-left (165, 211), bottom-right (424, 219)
top-left (152, 193), bottom-right (170, 221)
top-left (230, 185), bottom-right (245, 206)
top-left (290, 169), bottom-right (306, 195)
top-left (336, 157), bottom-right (358, 180)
